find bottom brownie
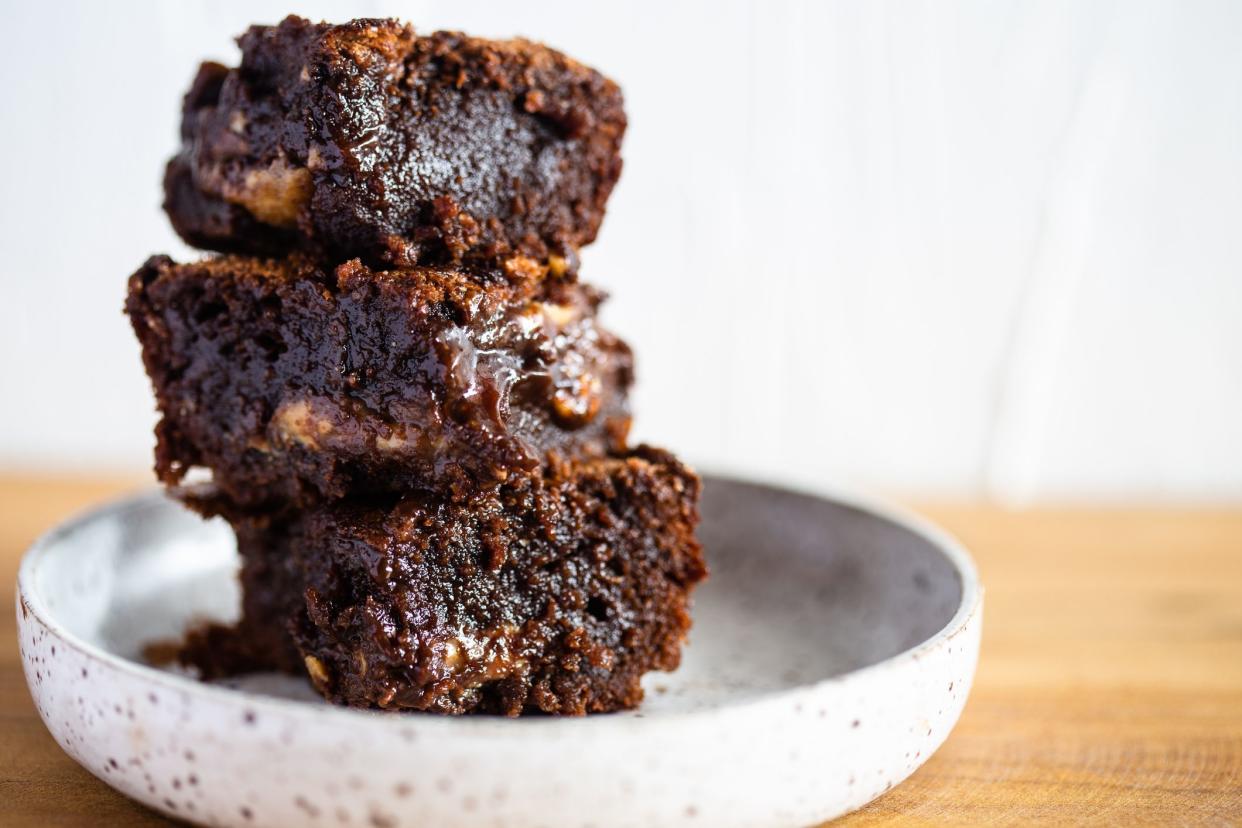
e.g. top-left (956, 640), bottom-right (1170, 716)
top-left (182, 447), bottom-right (706, 715)
top-left (180, 515), bottom-right (305, 678)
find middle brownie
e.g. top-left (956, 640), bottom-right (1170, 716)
top-left (126, 253), bottom-right (632, 510)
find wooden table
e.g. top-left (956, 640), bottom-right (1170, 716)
top-left (2, 475), bottom-right (1240, 826)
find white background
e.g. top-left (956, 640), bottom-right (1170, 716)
top-left (1, 0), bottom-right (1239, 502)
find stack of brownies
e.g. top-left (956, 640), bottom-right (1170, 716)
top-left (126, 16), bottom-right (706, 715)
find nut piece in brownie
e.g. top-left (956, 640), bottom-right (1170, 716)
top-left (166, 16), bottom-right (626, 271)
top-left (126, 253), bottom-right (632, 510)
top-left (196, 447), bottom-right (705, 715)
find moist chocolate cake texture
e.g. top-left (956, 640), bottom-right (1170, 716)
top-left (127, 252), bottom-right (632, 511)
top-left (166, 16), bottom-right (626, 274)
top-left (128, 15), bottom-right (704, 716)
top-left (190, 448), bottom-right (704, 715)
top-left (180, 514), bottom-right (307, 678)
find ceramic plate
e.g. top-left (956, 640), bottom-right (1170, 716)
top-left (17, 476), bottom-right (982, 828)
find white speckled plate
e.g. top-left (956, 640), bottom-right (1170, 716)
top-left (17, 476), bottom-right (981, 828)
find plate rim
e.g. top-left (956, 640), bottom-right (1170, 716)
top-left (17, 473), bottom-right (983, 736)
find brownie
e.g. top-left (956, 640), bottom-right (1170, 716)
top-left (126, 253), bottom-right (632, 511)
top-left (183, 447), bottom-right (705, 715)
top-left (165, 16), bottom-right (626, 272)
top-left (179, 514), bottom-right (305, 677)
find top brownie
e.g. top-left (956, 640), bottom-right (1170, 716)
top-left (165, 16), bottom-right (626, 272)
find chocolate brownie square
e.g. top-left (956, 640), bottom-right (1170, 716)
top-left (178, 513), bottom-right (305, 677)
top-left (185, 447), bottom-right (705, 715)
top-left (126, 253), bottom-right (631, 510)
top-left (165, 16), bottom-right (626, 272)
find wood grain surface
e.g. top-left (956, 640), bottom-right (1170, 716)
top-left (1, 475), bottom-right (1239, 826)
